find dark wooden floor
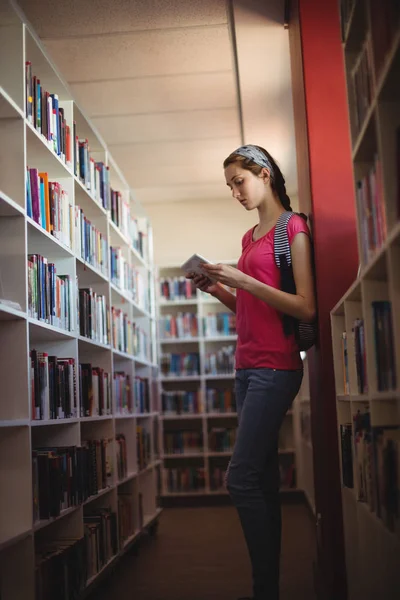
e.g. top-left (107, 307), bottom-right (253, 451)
top-left (91, 502), bottom-right (316, 600)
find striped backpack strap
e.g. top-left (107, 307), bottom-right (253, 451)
top-left (274, 211), bottom-right (294, 270)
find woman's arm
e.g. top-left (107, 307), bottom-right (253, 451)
top-left (202, 233), bottom-right (316, 322)
top-left (210, 284), bottom-right (237, 313)
top-left (186, 274), bottom-right (237, 314)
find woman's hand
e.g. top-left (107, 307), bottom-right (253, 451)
top-left (185, 272), bottom-right (220, 295)
top-left (200, 263), bottom-right (248, 289)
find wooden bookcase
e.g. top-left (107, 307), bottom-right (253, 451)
top-left (0, 2), bottom-right (161, 598)
top-left (155, 263), bottom-right (303, 499)
top-left (331, 1), bottom-right (400, 598)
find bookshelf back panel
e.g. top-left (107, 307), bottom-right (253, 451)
top-left (0, 23), bottom-right (24, 111)
top-left (388, 243), bottom-right (400, 378)
top-left (0, 319), bottom-right (29, 420)
top-left (0, 214), bottom-right (27, 310)
top-left (0, 117), bottom-right (25, 208)
top-left (0, 426), bottom-right (32, 542)
top-left (376, 98), bottom-right (400, 232)
top-left (0, 535), bottom-right (34, 600)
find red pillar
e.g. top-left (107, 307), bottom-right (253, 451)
top-left (293, 0), bottom-right (359, 597)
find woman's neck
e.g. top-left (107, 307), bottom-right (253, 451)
top-left (257, 195), bottom-right (284, 228)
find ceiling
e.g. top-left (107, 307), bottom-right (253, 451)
top-left (16, 0), bottom-right (297, 207)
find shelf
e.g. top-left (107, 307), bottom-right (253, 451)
top-left (25, 120), bottom-right (72, 178)
top-left (80, 415), bottom-right (113, 422)
top-left (86, 554), bottom-right (118, 588)
top-left (206, 412), bottom-right (238, 418)
top-left (28, 318), bottom-right (75, 342)
top-left (27, 216), bottom-right (75, 259)
top-left (74, 175), bottom-right (108, 218)
top-left (159, 299), bottom-right (198, 307)
top-left (77, 335), bottom-right (111, 351)
top-left (0, 419), bottom-right (29, 428)
top-left (161, 413), bottom-right (204, 420)
top-left (83, 485), bottom-right (115, 505)
top-left (203, 335), bottom-right (237, 342)
top-left (206, 451), bottom-right (233, 457)
top-left (160, 337), bottom-right (201, 344)
top-left (114, 413), bottom-right (136, 420)
top-left (204, 373), bottom-right (235, 380)
top-left (76, 256), bottom-right (109, 283)
top-left (0, 190), bottom-right (25, 217)
top-left (160, 375), bottom-right (201, 382)
top-left (33, 504), bottom-right (80, 532)
top-left (0, 302), bottom-right (26, 321)
top-left (162, 453), bottom-right (204, 459)
top-left (118, 471), bottom-right (138, 485)
top-left (0, 529), bottom-right (32, 553)
top-left (0, 85), bottom-right (24, 119)
top-left (31, 418), bottom-right (79, 427)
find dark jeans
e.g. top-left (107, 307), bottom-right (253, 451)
top-left (226, 368), bottom-right (303, 600)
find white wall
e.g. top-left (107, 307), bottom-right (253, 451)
top-left (146, 194), bottom-right (298, 267)
top-left (146, 197), bottom-right (255, 266)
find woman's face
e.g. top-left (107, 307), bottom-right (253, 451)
top-left (224, 163), bottom-right (267, 211)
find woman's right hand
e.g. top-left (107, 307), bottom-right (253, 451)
top-left (186, 272), bottom-right (220, 296)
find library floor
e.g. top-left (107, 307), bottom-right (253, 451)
top-left (91, 502), bottom-right (316, 600)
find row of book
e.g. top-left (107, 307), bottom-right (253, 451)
top-left (32, 440), bottom-right (113, 521)
top-left (159, 312), bottom-right (237, 340)
top-left (118, 492), bottom-right (136, 546)
top-left (75, 138), bottom-right (110, 209)
top-left (164, 467), bottom-right (206, 493)
top-left (161, 387), bottom-right (236, 415)
top-left (160, 277), bottom-right (197, 302)
top-left (110, 191), bottom-right (146, 258)
top-left (164, 431), bottom-right (203, 455)
top-left (35, 496), bottom-right (143, 598)
top-left (28, 255), bottom-right (73, 331)
top-left (350, 36), bottom-right (374, 138)
top-left (110, 247), bottom-right (148, 307)
top-left (79, 287), bottom-right (110, 346)
top-left (369, 0), bottom-right (400, 78)
top-left (206, 388), bottom-right (236, 414)
top-left (205, 345), bottom-right (235, 375)
top-left (30, 353), bottom-right (154, 421)
top-left (160, 352), bottom-right (200, 377)
top-left (27, 168), bottom-right (73, 249)
top-left (346, 410), bottom-right (400, 535)
top-left (27, 251), bottom-right (150, 340)
top-left (159, 313), bottom-right (199, 339)
top-left (111, 307), bottom-right (150, 359)
top-left (80, 363), bottom-right (112, 417)
top-left (116, 433), bottom-right (128, 480)
top-left (203, 312), bottom-right (236, 337)
top-left (162, 390), bottom-right (203, 415)
top-left (137, 425), bottom-right (152, 470)
top-left (84, 507), bottom-right (118, 582)
top-left (208, 427), bottom-right (236, 453)
top-left (75, 205), bottom-right (108, 274)
top-left (356, 155), bottom-right (387, 265)
top-left (341, 301), bottom-right (396, 395)
top-left (30, 350), bottom-right (77, 420)
top-left (26, 62), bottom-right (71, 167)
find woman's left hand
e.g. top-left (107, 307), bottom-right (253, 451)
top-left (201, 263), bottom-right (248, 289)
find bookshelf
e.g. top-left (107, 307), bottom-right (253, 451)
top-left (0, 2), bottom-right (162, 599)
top-left (331, 1), bottom-right (400, 598)
top-left (156, 263), bottom-right (300, 499)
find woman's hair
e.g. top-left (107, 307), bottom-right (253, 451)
top-left (223, 145), bottom-right (292, 212)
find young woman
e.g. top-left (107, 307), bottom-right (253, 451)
top-left (186, 145), bottom-right (316, 600)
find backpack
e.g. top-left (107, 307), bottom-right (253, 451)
top-left (273, 211), bottom-right (317, 352)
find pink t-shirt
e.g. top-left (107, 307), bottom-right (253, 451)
top-left (235, 214), bottom-right (310, 370)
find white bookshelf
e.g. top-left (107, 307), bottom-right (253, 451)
top-left (331, 2), bottom-right (400, 598)
top-left (155, 263), bottom-right (300, 498)
top-left (0, 2), bottom-right (162, 598)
